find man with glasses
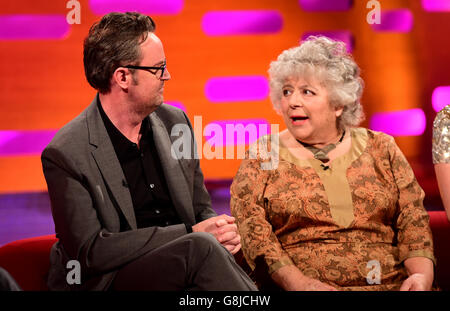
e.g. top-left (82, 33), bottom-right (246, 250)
top-left (41, 12), bottom-right (256, 291)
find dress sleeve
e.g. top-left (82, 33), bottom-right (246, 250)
top-left (432, 105), bottom-right (450, 164)
top-left (230, 156), bottom-right (294, 275)
top-left (386, 136), bottom-right (436, 264)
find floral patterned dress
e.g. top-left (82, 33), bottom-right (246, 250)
top-left (231, 128), bottom-right (435, 290)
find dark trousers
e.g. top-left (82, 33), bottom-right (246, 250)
top-left (0, 267), bottom-right (21, 291)
top-left (112, 232), bottom-right (257, 291)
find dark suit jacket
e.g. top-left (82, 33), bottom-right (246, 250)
top-left (41, 95), bottom-right (216, 290)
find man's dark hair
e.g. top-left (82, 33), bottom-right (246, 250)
top-left (83, 12), bottom-right (156, 94)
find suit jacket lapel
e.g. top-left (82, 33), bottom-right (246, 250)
top-left (86, 97), bottom-right (137, 230)
top-left (149, 112), bottom-right (195, 225)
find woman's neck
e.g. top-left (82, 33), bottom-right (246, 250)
top-left (298, 130), bottom-right (345, 149)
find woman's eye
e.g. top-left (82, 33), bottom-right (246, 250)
top-left (303, 89), bottom-right (315, 95)
top-left (282, 89), bottom-right (292, 96)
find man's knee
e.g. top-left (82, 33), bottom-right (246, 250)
top-left (188, 232), bottom-right (220, 247)
top-left (187, 232), bottom-right (228, 256)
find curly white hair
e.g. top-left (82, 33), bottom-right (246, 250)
top-left (268, 36), bottom-right (365, 130)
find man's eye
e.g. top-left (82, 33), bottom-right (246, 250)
top-left (303, 89), bottom-right (315, 95)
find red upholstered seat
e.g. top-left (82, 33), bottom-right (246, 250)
top-left (428, 211), bottom-right (450, 291)
top-left (0, 212), bottom-right (448, 291)
top-left (0, 234), bottom-right (57, 291)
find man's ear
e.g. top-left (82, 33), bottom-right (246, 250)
top-left (111, 67), bottom-right (132, 90)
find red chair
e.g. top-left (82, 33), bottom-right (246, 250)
top-left (0, 234), bottom-right (57, 291)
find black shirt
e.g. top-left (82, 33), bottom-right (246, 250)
top-left (98, 101), bottom-right (181, 229)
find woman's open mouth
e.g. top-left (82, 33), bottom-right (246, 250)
top-left (291, 115), bottom-right (309, 125)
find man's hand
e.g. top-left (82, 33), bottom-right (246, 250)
top-left (192, 214), bottom-right (242, 255)
top-left (400, 273), bottom-right (432, 291)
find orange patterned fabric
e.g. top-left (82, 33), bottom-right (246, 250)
top-left (231, 128), bottom-right (435, 291)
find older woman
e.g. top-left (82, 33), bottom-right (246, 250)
top-left (433, 105), bottom-right (450, 221)
top-left (231, 36), bottom-right (435, 291)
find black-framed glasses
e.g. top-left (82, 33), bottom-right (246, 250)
top-left (124, 62), bottom-right (166, 80)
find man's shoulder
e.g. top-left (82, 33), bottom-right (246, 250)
top-left (44, 107), bottom-right (91, 153)
top-left (153, 103), bottom-right (188, 126)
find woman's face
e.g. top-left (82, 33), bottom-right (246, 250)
top-left (276, 76), bottom-right (343, 145)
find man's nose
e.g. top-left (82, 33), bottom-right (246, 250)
top-left (161, 68), bottom-right (171, 81)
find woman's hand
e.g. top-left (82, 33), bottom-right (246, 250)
top-left (400, 257), bottom-right (434, 291)
top-left (271, 265), bottom-right (338, 291)
top-left (293, 275), bottom-right (339, 291)
top-left (400, 273), bottom-right (432, 291)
